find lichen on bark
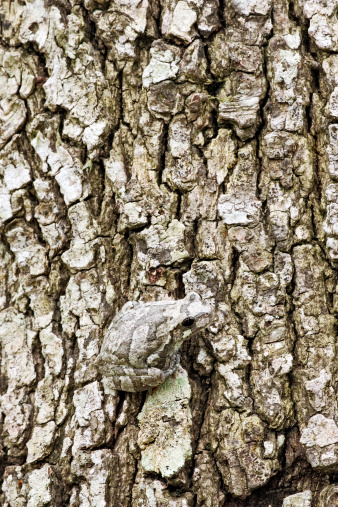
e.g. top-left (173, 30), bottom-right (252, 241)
top-left (1, 0), bottom-right (338, 505)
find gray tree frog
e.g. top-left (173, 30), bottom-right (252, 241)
top-left (95, 292), bottom-right (213, 392)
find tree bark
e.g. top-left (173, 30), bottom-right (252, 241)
top-left (1, 0), bottom-right (338, 505)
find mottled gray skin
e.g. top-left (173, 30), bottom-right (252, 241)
top-left (95, 293), bottom-right (213, 391)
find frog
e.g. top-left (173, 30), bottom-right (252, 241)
top-left (95, 292), bottom-right (213, 392)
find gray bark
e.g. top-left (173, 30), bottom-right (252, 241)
top-left (0, 0), bottom-right (338, 505)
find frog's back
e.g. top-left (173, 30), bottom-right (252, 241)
top-left (97, 299), bottom-right (178, 369)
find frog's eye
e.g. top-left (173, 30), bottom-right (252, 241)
top-left (182, 317), bottom-right (195, 327)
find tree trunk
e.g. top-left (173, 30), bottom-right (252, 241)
top-left (1, 0), bottom-right (338, 505)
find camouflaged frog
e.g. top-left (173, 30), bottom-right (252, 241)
top-left (95, 292), bottom-right (213, 392)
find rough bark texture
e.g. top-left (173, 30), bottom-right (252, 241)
top-left (1, 0), bottom-right (338, 505)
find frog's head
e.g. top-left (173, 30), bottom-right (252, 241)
top-left (148, 292), bottom-right (213, 363)
top-left (180, 292), bottom-right (213, 331)
top-left (166, 292), bottom-right (213, 348)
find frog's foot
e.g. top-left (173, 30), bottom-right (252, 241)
top-left (161, 352), bottom-right (180, 381)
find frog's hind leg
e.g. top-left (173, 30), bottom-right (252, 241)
top-left (119, 359), bottom-right (180, 392)
top-left (105, 368), bottom-right (172, 392)
top-left (100, 355), bottom-right (181, 392)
